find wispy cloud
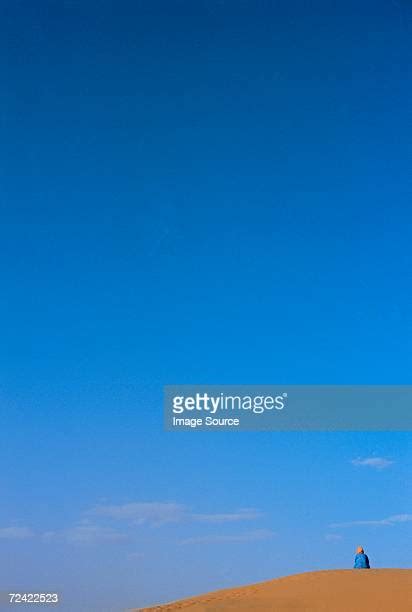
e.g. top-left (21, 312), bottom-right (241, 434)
top-left (128, 551), bottom-right (144, 560)
top-left (324, 533), bottom-right (343, 542)
top-left (88, 502), bottom-right (262, 526)
top-left (64, 524), bottom-right (127, 544)
top-left (180, 529), bottom-right (276, 545)
top-left (1, 502), bottom-right (263, 548)
top-left (0, 527), bottom-right (34, 539)
top-left (351, 457), bottom-right (394, 470)
top-left (42, 522), bottom-right (127, 544)
top-left (192, 508), bottom-right (262, 523)
top-left (330, 514), bottom-right (412, 529)
top-left (89, 502), bottom-right (186, 526)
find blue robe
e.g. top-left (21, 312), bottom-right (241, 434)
top-left (354, 553), bottom-right (370, 568)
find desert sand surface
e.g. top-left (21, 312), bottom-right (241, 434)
top-left (139, 569), bottom-right (412, 611)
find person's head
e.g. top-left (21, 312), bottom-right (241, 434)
top-left (356, 546), bottom-right (364, 554)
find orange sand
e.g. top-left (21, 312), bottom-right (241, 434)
top-left (139, 569), bottom-right (412, 611)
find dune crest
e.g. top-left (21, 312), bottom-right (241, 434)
top-left (139, 569), bottom-right (412, 611)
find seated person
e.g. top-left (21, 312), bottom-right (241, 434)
top-left (354, 546), bottom-right (370, 569)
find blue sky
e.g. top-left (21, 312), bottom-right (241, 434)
top-left (1, 1), bottom-right (411, 610)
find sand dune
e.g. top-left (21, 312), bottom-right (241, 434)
top-left (139, 569), bottom-right (412, 611)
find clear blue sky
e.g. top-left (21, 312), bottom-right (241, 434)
top-left (1, 1), bottom-right (411, 610)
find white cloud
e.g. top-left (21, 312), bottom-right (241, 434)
top-left (16, 521), bottom-right (129, 545)
top-left (64, 524), bottom-right (127, 544)
top-left (0, 502), bottom-right (263, 547)
top-left (351, 457), bottom-right (394, 470)
top-left (42, 521), bottom-right (127, 544)
top-left (128, 552), bottom-right (144, 560)
top-left (88, 502), bottom-right (262, 526)
top-left (89, 502), bottom-right (187, 526)
top-left (0, 527), bottom-right (34, 540)
top-left (385, 514), bottom-right (412, 523)
top-left (325, 533), bottom-right (343, 542)
top-left (330, 514), bottom-right (412, 529)
top-left (192, 508), bottom-right (262, 523)
top-left (180, 529), bottom-right (276, 545)
top-left (41, 531), bottom-right (58, 541)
